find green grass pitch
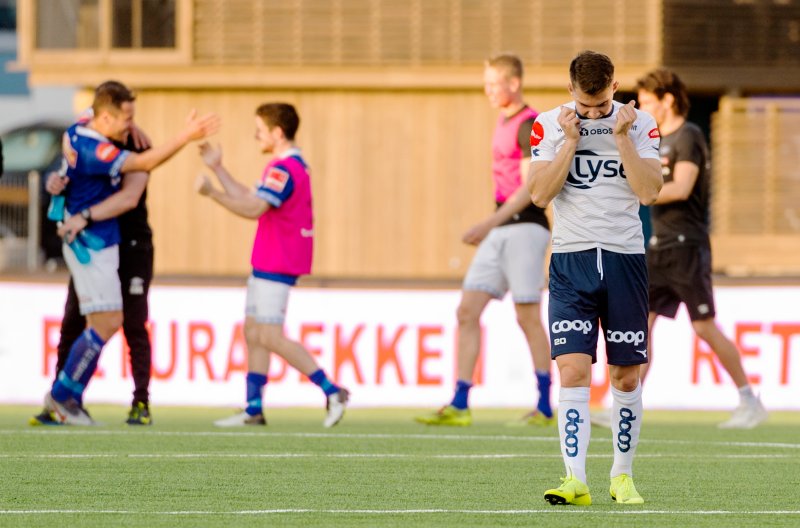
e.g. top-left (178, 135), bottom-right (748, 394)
top-left (1, 406), bottom-right (799, 527)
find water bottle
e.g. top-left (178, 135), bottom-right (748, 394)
top-left (79, 230), bottom-right (105, 250)
top-left (67, 237), bottom-right (91, 265)
top-left (47, 195), bottom-right (65, 222)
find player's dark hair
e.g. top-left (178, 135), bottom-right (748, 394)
top-left (486, 53), bottom-right (523, 80)
top-left (569, 50), bottom-right (614, 95)
top-left (92, 80), bottom-right (136, 115)
top-left (256, 103), bottom-right (300, 140)
top-left (635, 68), bottom-right (691, 118)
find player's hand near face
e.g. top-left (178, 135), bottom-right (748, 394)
top-left (614, 100), bottom-right (637, 137)
top-left (129, 123), bottom-right (152, 151)
top-left (198, 141), bottom-right (222, 169)
top-left (558, 106), bottom-right (581, 141)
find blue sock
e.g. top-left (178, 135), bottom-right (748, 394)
top-left (245, 372), bottom-right (268, 416)
top-left (309, 369), bottom-right (339, 396)
top-left (450, 380), bottom-right (472, 410)
top-left (535, 370), bottom-right (553, 418)
top-left (51, 328), bottom-right (105, 403)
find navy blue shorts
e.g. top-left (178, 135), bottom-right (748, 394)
top-left (548, 249), bottom-right (649, 366)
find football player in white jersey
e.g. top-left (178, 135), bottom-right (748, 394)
top-left (528, 51), bottom-right (663, 506)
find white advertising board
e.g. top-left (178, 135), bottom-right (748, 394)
top-left (0, 282), bottom-right (797, 410)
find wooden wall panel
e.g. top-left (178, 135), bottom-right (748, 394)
top-left (193, 0), bottom-right (661, 69)
top-left (131, 88), bottom-right (568, 278)
top-left (711, 97), bottom-right (800, 275)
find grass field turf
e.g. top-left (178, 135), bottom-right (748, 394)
top-left (1, 406), bottom-right (799, 527)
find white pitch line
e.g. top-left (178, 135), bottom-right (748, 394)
top-left (0, 452), bottom-right (793, 460)
top-left (0, 508), bottom-right (799, 516)
top-left (3, 429), bottom-right (800, 450)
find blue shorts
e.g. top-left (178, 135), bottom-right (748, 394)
top-left (548, 248), bottom-right (649, 366)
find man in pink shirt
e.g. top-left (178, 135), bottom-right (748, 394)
top-left (417, 54), bottom-right (552, 426)
top-left (196, 103), bottom-right (348, 428)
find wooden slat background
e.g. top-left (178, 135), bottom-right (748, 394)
top-left (711, 97), bottom-right (800, 275)
top-left (192, 0), bottom-right (660, 68)
top-left (127, 88), bottom-right (568, 278)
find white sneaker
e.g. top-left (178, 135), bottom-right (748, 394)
top-left (718, 398), bottom-right (768, 429)
top-left (324, 388), bottom-right (350, 428)
top-left (213, 411), bottom-right (266, 427)
top-left (45, 393), bottom-right (95, 426)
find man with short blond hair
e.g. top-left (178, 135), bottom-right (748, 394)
top-left (416, 53), bottom-right (552, 427)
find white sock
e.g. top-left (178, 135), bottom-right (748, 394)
top-left (738, 385), bottom-right (757, 405)
top-left (610, 383), bottom-right (643, 478)
top-left (558, 386), bottom-right (591, 484)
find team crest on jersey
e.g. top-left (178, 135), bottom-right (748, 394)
top-left (95, 142), bottom-right (120, 163)
top-left (264, 167), bottom-right (289, 192)
top-left (62, 132), bottom-right (78, 168)
top-left (530, 121), bottom-right (544, 147)
top-left (648, 128), bottom-right (660, 138)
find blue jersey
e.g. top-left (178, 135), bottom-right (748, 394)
top-left (61, 123), bottom-right (130, 248)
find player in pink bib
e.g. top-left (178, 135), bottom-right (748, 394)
top-left (196, 103), bottom-right (349, 428)
top-left (416, 54), bottom-right (553, 427)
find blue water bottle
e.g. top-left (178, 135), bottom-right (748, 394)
top-left (67, 237), bottom-right (91, 264)
top-left (79, 230), bottom-right (105, 250)
top-left (47, 195), bottom-right (65, 222)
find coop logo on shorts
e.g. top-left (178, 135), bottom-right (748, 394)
top-left (530, 121), bottom-right (544, 147)
top-left (616, 407), bottom-right (637, 452)
top-left (95, 142), bottom-right (120, 163)
top-left (605, 329), bottom-right (645, 346)
top-left (551, 319), bottom-right (593, 335)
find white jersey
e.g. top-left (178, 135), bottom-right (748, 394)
top-left (530, 101), bottom-right (660, 254)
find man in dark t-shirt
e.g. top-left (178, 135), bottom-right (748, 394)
top-left (636, 68), bottom-right (767, 429)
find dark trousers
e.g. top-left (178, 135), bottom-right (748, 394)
top-left (56, 241), bottom-right (154, 405)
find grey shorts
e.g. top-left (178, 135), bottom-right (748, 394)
top-left (462, 222), bottom-right (549, 303)
top-left (245, 275), bottom-right (291, 325)
top-left (63, 243), bottom-right (122, 315)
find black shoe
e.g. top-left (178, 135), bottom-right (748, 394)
top-left (126, 402), bottom-right (152, 425)
top-left (29, 408), bottom-right (61, 426)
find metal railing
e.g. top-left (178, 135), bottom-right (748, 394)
top-left (0, 170), bottom-right (41, 272)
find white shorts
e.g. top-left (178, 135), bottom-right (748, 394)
top-left (462, 222), bottom-right (549, 303)
top-left (62, 243), bottom-right (122, 315)
top-left (245, 275), bottom-right (291, 325)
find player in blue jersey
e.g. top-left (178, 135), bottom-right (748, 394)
top-left (43, 80), bottom-right (220, 425)
top-left (528, 51), bottom-right (663, 506)
top-left (31, 117), bottom-right (155, 427)
top-left (636, 69), bottom-right (767, 429)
